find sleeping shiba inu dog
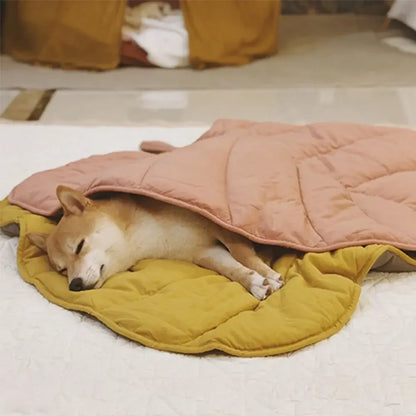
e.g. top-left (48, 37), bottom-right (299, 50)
top-left (27, 186), bottom-right (284, 300)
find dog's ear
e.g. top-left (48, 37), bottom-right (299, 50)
top-left (26, 232), bottom-right (48, 252)
top-left (56, 185), bottom-right (91, 216)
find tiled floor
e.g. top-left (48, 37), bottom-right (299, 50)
top-left (38, 87), bottom-right (416, 127)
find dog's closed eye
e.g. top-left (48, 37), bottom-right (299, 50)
top-left (75, 239), bottom-right (85, 255)
top-left (59, 268), bottom-right (67, 275)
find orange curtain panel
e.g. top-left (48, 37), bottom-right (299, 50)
top-left (2, 0), bottom-right (126, 70)
top-left (181, 0), bottom-right (281, 68)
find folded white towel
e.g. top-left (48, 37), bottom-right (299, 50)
top-left (123, 11), bottom-right (189, 69)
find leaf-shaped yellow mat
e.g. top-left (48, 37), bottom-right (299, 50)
top-left (1, 198), bottom-right (415, 357)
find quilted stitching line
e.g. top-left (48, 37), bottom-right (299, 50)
top-left (347, 190), bottom-right (416, 242)
top-left (309, 153), bottom-right (416, 243)
top-left (139, 155), bottom-right (159, 187)
top-left (334, 182), bottom-right (416, 242)
top-left (298, 128), bottom-right (407, 162)
top-left (180, 281), bottom-right (362, 352)
top-left (347, 168), bottom-right (416, 190)
top-left (350, 188), bottom-right (415, 207)
top-left (182, 301), bottom-right (259, 346)
top-left (296, 165), bottom-right (326, 243)
top-left (223, 135), bottom-right (244, 224)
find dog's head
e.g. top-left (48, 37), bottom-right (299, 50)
top-left (27, 186), bottom-right (127, 291)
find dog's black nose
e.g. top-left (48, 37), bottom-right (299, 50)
top-left (69, 277), bottom-right (83, 291)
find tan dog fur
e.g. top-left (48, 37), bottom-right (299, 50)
top-left (27, 186), bottom-right (283, 300)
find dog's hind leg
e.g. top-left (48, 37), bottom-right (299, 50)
top-left (216, 232), bottom-right (284, 289)
top-left (225, 243), bottom-right (283, 288)
top-left (194, 245), bottom-right (280, 300)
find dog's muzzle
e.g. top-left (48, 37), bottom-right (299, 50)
top-left (69, 277), bottom-right (83, 291)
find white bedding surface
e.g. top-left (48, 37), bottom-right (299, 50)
top-left (0, 123), bottom-right (416, 416)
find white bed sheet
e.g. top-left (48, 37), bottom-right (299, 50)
top-left (0, 123), bottom-right (415, 416)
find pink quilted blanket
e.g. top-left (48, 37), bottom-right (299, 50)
top-left (8, 120), bottom-right (416, 252)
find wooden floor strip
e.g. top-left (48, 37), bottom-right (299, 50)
top-left (28, 90), bottom-right (55, 121)
top-left (1, 89), bottom-right (55, 121)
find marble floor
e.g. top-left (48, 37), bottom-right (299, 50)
top-left (35, 87), bottom-right (416, 127)
top-left (1, 87), bottom-right (414, 127)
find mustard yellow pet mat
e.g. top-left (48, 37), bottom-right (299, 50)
top-left (2, 198), bottom-right (416, 357)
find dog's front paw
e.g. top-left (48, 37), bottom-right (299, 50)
top-left (267, 271), bottom-right (284, 289)
top-left (250, 273), bottom-right (283, 301)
